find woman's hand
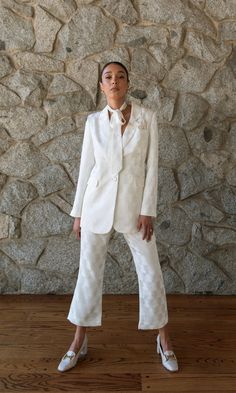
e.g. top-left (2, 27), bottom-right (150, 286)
top-left (137, 215), bottom-right (154, 242)
top-left (73, 217), bottom-right (81, 240)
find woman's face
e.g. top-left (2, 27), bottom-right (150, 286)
top-left (100, 63), bottom-right (129, 101)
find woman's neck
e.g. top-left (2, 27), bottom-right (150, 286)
top-left (107, 98), bottom-right (126, 110)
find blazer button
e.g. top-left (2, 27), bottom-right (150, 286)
top-left (113, 176), bottom-right (118, 181)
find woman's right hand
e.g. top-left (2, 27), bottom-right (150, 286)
top-left (73, 217), bottom-right (81, 240)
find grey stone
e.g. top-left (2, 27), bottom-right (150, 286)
top-left (169, 27), bottom-right (184, 47)
top-left (57, 6), bottom-right (116, 60)
top-left (0, 238), bottom-right (46, 266)
top-left (0, 180), bottom-right (38, 216)
top-left (0, 128), bottom-right (11, 154)
top-left (206, 108), bottom-right (230, 132)
top-left (155, 207), bottom-right (192, 245)
top-left (58, 188), bottom-right (75, 205)
top-left (1, 0), bottom-right (33, 17)
top-left (136, 0), bottom-right (215, 37)
top-left (22, 200), bottom-right (73, 237)
top-left (20, 267), bottom-right (61, 294)
top-left (199, 150), bottom-right (230, 179)
top-left (202, 225), bottom-right (236, 245)
top-left (206, 246), bottom-right (236, 293)
top-left (227, 46), bottom-right (236, 76)
top-left (76, 0), bottom-right (95, 3)
top-left (178, 156), bottom-right (220, 199)
top-left (44, 90), bottom-right (94, 122)
top-left (163, 56), bottom-right (217, 93)
top-left (38, 0), bottom-right (77, 22)
top-left (159, 125), bottom-right (190, 167)
top-left (13, 53), bottom-right (64, 73)
top-left (178, 198), bottom-right (225, 223)
top-left (190, 0), bottom-right (205, 9)
top-left (185, 31), bottom-right (231, 62)
top-left (66, 60), bottom-right (99, 105)
top-left (30, 164), bottom-right (72, 196)
top-left (225, 122), bottom-right (236, 160)
top-left (2, 70), bottom-right (52, 105)
top-left (0, 5), bottom-right (34, 51)
top-left (150, 44), bottom-right (185, 71)
top-left (171, 93), bottom-right (209, 129)
top-left (0, 271), bottom-right (7, 294)
top-left (131, 48), bottom-right (166, 81)
top-left (0, 107), bottom-right (47, 139)
top-left (0, 174), bottom-right (7, 191)
top-left (38, 238), bottom-right (80, 275)
top-left (40, 132), bottom-right (83, 162)
top-left (0, 213), bottom-right (9, 239)
top-left (129, 78), bottom-right (177, 121)
top-left (0, 251), bottom-right (20, 292)
top-left (0, 142), bottom-right (49, 178)
top-left (220, 20), bottom-right (236, 41)
top-left (8, 216), bottom-right (21, 239)
top-left (34, 6), bottom-right (62, 53)
top-left (116, 25), bottom-right (169, 48)
top-left (162, 264), bottom-right (185, 293)
top-left (63, 160), bottom-right (81, 185)
top-left (225, 215), bottom-right (236, 230)
top-left (175, 250), bottom-right (226, 293)
top-left (158, 167), bottom-right (179, 207)
top-left (95, 47), bottom-right (130, 73)
top-left (32, 117), bottom-right (76, 147)
top-left (0, 56), bottom-right (12, 79)
top-left (100, 0), bottom-right (138, 24)
top-left (220, 186), bottom-right (236, 214)
top-left (205, 0), bottom-right (236, 20)
top-left (74, 113), bottom-right (97, 131)
top-left (202, 67), bottom-right (236, 117)
top-left (189, 222), bottom-right (218, 256)
top-left (186, 124), bottom-right (225, 153)
top-left (48, 74), bottom-right (82, 96)
top-left (49, 194), bottom-right (72, 215)
top-left (0, 84), bottom-right (21, 107)
top-left (226, 165), bottom-right (236, 186)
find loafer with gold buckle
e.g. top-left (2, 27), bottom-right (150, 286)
top-left (157, 334), bottom-right (178, 372)
top-left (58, 334), bottom-right (88, 372)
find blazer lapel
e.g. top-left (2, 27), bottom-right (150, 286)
top-left (122, 102), bottom-right (143, 149)
top-left (97, 106), bottom-right (111, 159)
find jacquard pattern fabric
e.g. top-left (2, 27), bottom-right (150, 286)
top-left (68, 228), bottom-right (168, 330)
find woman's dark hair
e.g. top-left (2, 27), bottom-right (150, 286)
top-left (100, 61), bottom-right (129, 82)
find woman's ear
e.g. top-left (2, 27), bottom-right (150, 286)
top-left (99, 81), bottom-right (103, 92)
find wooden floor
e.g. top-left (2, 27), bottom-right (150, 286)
top-left (0, 294), bottom-right (236, 393)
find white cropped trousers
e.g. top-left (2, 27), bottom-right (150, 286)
top-left (68, 228), bottom-right (168, 330)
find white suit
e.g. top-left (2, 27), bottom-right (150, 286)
top-left (70, 102), bottom-right (158, 233)
top-left (68, 102), bottom-right (168, 329)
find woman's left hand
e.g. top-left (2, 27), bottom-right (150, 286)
top-left (137, 215), bottom-right (154, 242)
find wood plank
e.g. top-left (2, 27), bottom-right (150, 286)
top-left (0, 373), bottom-right (141, 392)
top-left (0, 294), bottom-right (235, 393)
top-left (142, 373), bottom-right (236, 392)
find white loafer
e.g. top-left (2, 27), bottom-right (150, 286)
top-left (157, 334), bottom-right (178, 372)
top-left (58, 334), bottom-right (88, 372)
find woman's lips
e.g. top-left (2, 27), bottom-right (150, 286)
top-left (110, 87), bottom-right (119, 91)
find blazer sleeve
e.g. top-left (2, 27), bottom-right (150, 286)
top-left (70, 116), bottom-right (95, 217)
top-left (140, 111), bottom-right (158, 217)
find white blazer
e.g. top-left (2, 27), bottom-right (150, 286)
top-left (70, 102), bottom-right (159, 234)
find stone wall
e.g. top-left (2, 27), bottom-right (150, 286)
top-left (0, 0), bottom-right (236, 295)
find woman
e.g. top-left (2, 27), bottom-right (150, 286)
top-left (58, 62), bottom-right (178, 373)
